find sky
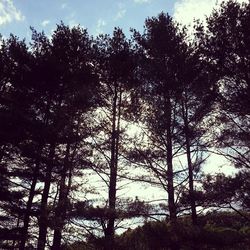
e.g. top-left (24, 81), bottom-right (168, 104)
top-left (0, 0), bottom-right (247, 41)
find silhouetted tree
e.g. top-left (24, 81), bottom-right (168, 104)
top-left (49, 24), bottom-right (99, 250)
top-left (0, 34), bottom-right (39, 249)
top-left (200, 172), bottom-right (250, 220)
top-left (18, 24), bottom-right (100, 250)
top-left (177, 43), bottom-right (217, 225)
top-left (132, 13), bottom-right (187, 223)
top-left (92, 28), bottom-right (137, 250)
top-left (197, 0), bottom-right (250, 170)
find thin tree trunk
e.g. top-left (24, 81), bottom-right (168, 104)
top-left (182, 100), bottom-right (197, 225)
top-left (19, 160), bottom-right (40, 250)
top-left (185, 125), bottom-right (197, 225)
top-left (37, 143), bottom-right (55, 250)
top-left (12, 209), bottom-right (20, 250)
top-left (165, 95), bottom-right (179, 250)
top-left (105, 83), bottom-right (120, 250)
top-left (19, 144), bottom-right (43, 250)
top-left (165, 96), bottom-right (176, 222)
top-left (51, 143), bottom-right (70, 250)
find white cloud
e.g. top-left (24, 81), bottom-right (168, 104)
top-left (174, 0), bottom-right (217, 27)
top-left (134, 0), bottom-right (150, 4)
top-left (95, 18), bottom-right (106, 35)
top-left (114, 4), bottom-right (126, 20)
top-left (61, 3), bottom-right (67, 9)
top-left (173, 0), bottom-right (248, 27)
top-left (41, 19), bottom-right (50, 27)
top-left (115, 9), bottom-right (126, 19)
top-left (0, 0), bottom-right (25, 26)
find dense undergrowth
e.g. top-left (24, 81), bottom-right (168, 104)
top-left (63, 211), bottom-right (250, 250)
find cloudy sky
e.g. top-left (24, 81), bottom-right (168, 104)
top-left (0, 0), bottom-right (245, 40)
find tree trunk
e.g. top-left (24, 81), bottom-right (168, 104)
top-left (19, 160), bottom-right (40, 250)
top-left (37, 143), bottom-right (55, 250)
top-left (182, 100), bottom-right (197, 225)
top-left (12, 208), bottom-right (20, 250)
top-left (165, 96), bottom-right (176, 222)
top-left (185, 128), bottom-right (197, 225)
top-left (105, 83), bottom-right (121, 250)
top-left (51, 143), bottom-right (70, 250)
top-left (165, 95), bottom-right (179, 250)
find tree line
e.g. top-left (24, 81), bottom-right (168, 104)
top-left (0, 1), bottom-right (249, 249)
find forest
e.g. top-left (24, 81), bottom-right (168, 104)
top-left (0, 0), bottom-right (249, 249)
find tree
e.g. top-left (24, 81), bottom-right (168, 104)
top-left (131, 13), bottom-right (197, 250)
top-left (48, 24), bottom-right (99, 250)
top-left (199, 171), bottom-right (250, 220)
top-left (132, 12), bottom-right (190, 223)
top-left (0, 34), bottom-right (39, 249)
top-left (90, 27), bottom-right (137, 250)
top-left (24, 24), bottom-right (99, 250)
top-left (197, 0), bottom-right (250, 170)
top-left (177, 43), bottom-right (217, 225)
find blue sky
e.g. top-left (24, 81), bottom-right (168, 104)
top-left (0, 0), bottom-right (174, 40)
top-left (1, 0), bottom-right (245, 41)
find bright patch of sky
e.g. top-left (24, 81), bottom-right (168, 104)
top-left (173, 0), bottom-right (248, 28)
top-left (0, 0), bottom-right (24, 26)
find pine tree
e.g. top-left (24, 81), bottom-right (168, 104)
top-left (92, 28), bottom-right (137, 250)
